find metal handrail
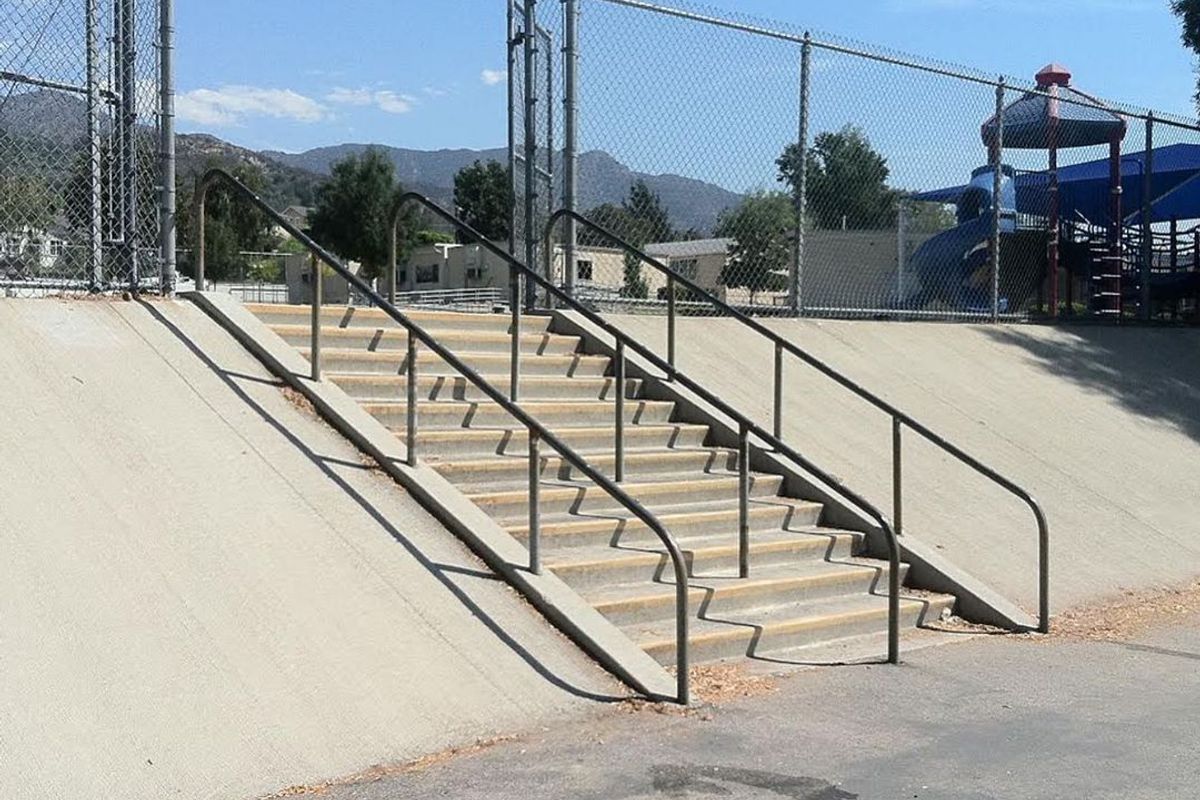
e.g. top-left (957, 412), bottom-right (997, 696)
top-left (195, 170), bottom-right (692, 704)
top-left (547, 208), bottom-right (1050, 634)
top-left (386, 196), bottom-right (903, 663)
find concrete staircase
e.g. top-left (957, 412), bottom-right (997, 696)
top-left (248, 303), bottom-right (955, 667)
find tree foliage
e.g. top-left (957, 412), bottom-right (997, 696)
top-left (309, 148), bottom-right (413, 279)
top-left (452, 159), bottom-right (511, 242)
top-left (713, 191), bottom-right (793, 304)
top-left (175, 159), bottom-right (279, 282)
top-left (1172, 0), bottom-right (1200, 110)
top-left (581, 180), bottom-right (678, 298)
top-left (777, 125), bottom-right (899, 230)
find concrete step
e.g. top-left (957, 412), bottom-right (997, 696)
top-left (503, 497), bottom-right (827, 551)
top-left (411, 423), bottom-right (711, 459)
top-left (467, 472), bottom-right (784, 521)
top-left (272, 323), bottom-right (582, 356)
top-left (329, 373), bottom-right (643, 402)
top-left (432, 446), bottom-right (740, 486)
top-left (247, 303), bottom-right (552, 335)
top-left (545, 528), bottom-right (860, 590)
top-left (587, 559), bottom-right (908, 627)
top-left (369, 398), bottom-right (675, 431)
top-left (299, 347), bottom-right (612, 377)
top-left (631, 591), bottom-right (956, 665)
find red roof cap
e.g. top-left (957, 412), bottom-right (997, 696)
top-left (1036, 63), bottom-right (1072, 88)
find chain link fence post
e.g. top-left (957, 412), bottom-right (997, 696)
top-left (1141, 112), bottom-right (1154, 321)
top-left (990, 77), bottom-right (1005, 323)
top-left (159, 0), bottom-right (176, 293)
top-left (563, 0), bottom-right (580, 296)
top-left (789, 31), bottom-right (812, 317)
top-left (522, 0), bottom-right (539, 310)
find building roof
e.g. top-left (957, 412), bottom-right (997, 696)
top-left (644, 238), bottom-right (733, 258)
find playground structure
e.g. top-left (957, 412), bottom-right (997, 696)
top-left (907, 65), bottom-right (1200, 319)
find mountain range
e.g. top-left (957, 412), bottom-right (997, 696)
top-left (1, 89), bottom-right (742, 232)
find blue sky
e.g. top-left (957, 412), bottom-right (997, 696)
top-left (177, 0), bottom-right (1197, 190)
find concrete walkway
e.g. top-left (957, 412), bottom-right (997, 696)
top-left (0, 298), bottom-right (620, 800)
top-left (593, 315), bottom-right (1200, 612)
top-left (324, 614), bottom-right (1200, 799)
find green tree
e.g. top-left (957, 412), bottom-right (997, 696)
top-left (309, 148), bottom-right (412, 279)
top-left (1173, 1), bottom-right (1200, 108)
top-left (453, 160), bottom-right (512, 242)
top-left (0, 175), bottom-right (56, 233)
top-left (175, 160), bottom-right (279, 282)
top-left (581, 181), bottom-right (677, 298)
top-left (713, 191), bottom-right (793, 304)
top-left (777, 125), bottom-right (899, 230)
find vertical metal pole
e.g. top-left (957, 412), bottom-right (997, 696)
top-left (528, 431), bottom-right (541, 573)
top-left (1047, 84), bottom-right (1060, 318)
top-left (772, 342), bottom-right (783, 441)
top-left (158, 0), bottom-right (176, 293)
top-left (121, 0), bottom-right (139, 289)
top-left (892, 417), bottom-right (902, 537)
top-left (523, 0), bottom-right (539, 311)
top-left (543, 27), bottom-right (554, 278)
top-left (666, 274), bottom-right (676, 375)
top-left (86, 0), bottom-right (104, 289)
top-left (991, 78), bottom-right (1005, 323)
top-left (195, 189), bottom-right (206, 288)
top-left (614, 340), bottom-right (625, 482)
top-left (1109, 135), bottom-right (1124, 317)
top-left (563, 0), bottom-right (580, 295)
top-left (737, 421), bottom-right (750, 579)
top-left (510, 264), bottom-right (521, 401)
top-left (309, 254), bottom-right (321, 381)
top-left (388, 220), bottom-right (398, 305)
top-left (896, 199), bottom-right (907, 305)
top-left (507, 0), bottom-right (518, 259)
top-left (406, 332), bottom-right (418, 466)
top-left (1141, 114), bottom-right (1154, 320)
top-left (788, 33), bottom-right (812, 316)
top-left (1170, 217), bottom-right (1179, 271)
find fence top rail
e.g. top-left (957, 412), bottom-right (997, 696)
top-left (591, 0), bottom-right (1200, 132)
top-left (545, 207), bottom-right (1048, 626)
top-left (197, 170), bottom-right (693, 702)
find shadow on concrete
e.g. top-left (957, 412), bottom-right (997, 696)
top-left (981, 324), bottom-right (1200, 444)
top-left (140, 299), bottom-right (625, 705)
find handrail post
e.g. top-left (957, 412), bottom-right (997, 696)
top-left (667, 274), bottom-right (676, 376)
top-left (510, 263), bottom-right (521, 401)
top-left (529, 430), bottom-right (541, 574)
top-left (738, 421), bottom-right (750, 579)
top-left (310, 253), bottom-right (321, 382)
top-left (615, 340), bottom-right (626, 482)
top-left (773, 341), bottom-right (783, 440)
top-left (195, 183), bottom-right (206, 290)
top-left (1037, 506), bottom-right (1050, 634)
top-left (892, 417), bottom-right (902, 537)
top-left (886, 524), bottom-right (900, 664)
top-left (388, 217), bottom-right (398, 305)
top-left (406, 332), bottom-right (418, 466)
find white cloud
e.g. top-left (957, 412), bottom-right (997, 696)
top-left (422, 86), bottom-right (448, 98)
top-left (176, 85), bottom-right (326, 126)
top-left (326, 87), bottom-right (415, 115)
top-left (480, 69), bottom-right (507, 86)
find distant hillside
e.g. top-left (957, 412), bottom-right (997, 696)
top-left (265, 144), bottom-right (742, 233)
top-left (2, 90), bottom-right (741, 231)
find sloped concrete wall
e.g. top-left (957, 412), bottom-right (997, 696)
top-left (0, 298), bottom-right (616, 800)
top-left (599, 313), bottom-right (1200, 613)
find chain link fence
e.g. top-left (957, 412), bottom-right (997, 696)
top-left (513, 0), bottom-right (1200, 323)
top-left (0, 0), bottom-right (168, 297)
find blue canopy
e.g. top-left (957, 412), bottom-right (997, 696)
top-left (912, 144), bottom-right (1200, 224)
